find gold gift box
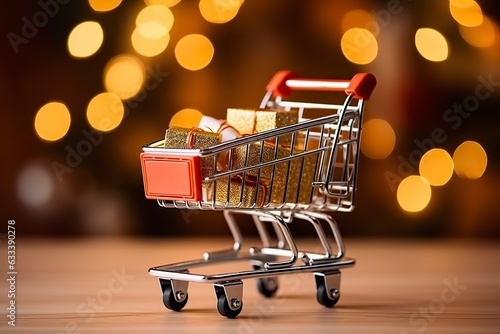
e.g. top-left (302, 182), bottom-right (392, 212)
top-left (270, 151), bottom-right (318, 205)
top-left (254, 109), bottom-right (298, 133)
top-left (232, 142), bottom-right (290, 178)
top-left (203, 176), bottom-right (268, 208)
top-left (226, 108), bottom-right (298, 144)
top-left (226, 109), bottom-right (256, 135)
top-left (164, 126), bottom-right (221, 181)
top-left (292, 129), bottom-right (355, 203)
top-left (164, 126), bottom-right (220, 149)
top-left (230, 141), bottom-right (318, 205)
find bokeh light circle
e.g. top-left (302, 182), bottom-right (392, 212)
top-left (449, 0), bottom-right (483, 27)
top-left (87, 93), bottom-right (125, 132)
top-left (34, 102), bottom-right (71, 141)
top-left (88, 0), bottom-right (122, 12)
top-left (104, 55), bottom-right (145, 99)
top-left (459, 15), bottom-right (497, 48)
top-left (199, 0), bottom-right (242, 24)
top-left (175, 34), bottom-right (214, 70)
top-left (360, 118), bottom-right (396, 159)
top-left (415, 28), bottom-right (449, 62)
top-left (419, 149), bottom-right (454, 186)
top-left (17, 164), bottom-right (54, 208)
top-left (169, 108), bottom-right (204, 128)
top-left (341, 28), bottom-right (378, 65)
top-left (131, 28), bottom-right (170, 57)
top-left (453, 141), bottom-right (487, 179)
top-left (67, 21), bottom-right (104, 58)
top-left (341, 10), bottom-right (379, 36)
top-left (144, 0), bottom-right (181, 7)
top-left (397, 175), bottom-right (432, 213)
top-left (136, 5), bottom-right (174, 39)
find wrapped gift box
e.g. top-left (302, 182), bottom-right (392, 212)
top-left (226, 109), bottom-right (257, 135)
top-left (270, 151), bottom-right (318, 205)
top-left (164, 126), bottom-right (221, 182)
top-left (230, 141), bottom-right (318, 205)
top-left (198, 115), bottom-right (240, 171)
top-left (198, 115), bottom-right (240, 143)
top-left (164, 126), bottom-right (220, 149)
top-left (254, 109), bottom-right (298, 133)
top-left (230, 141), bottom-right (282, 178)
top-left (203, 175), bottom-right (268, 208)
top-left (227, 108), bottom-right (298, 144)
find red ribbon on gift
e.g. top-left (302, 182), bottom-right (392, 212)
top-left (217, 120), bottom-right (237, 134)
top-left (186, 128), bottom-right (200, 148)
top-left (199, 120), bottom-right (238, 137)
top-left (185, 127), bottom-right (222, 148)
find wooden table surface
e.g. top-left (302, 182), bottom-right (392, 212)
top-left (1, 237), bottom-right (499, 333)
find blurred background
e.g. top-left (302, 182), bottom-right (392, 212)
top-left (1, 0), bottom-right (499, 238)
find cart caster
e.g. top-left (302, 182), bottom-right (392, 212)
top-left (160, 279), bottom-right (189, 311)
top-left (256, 277), bottom-right (279, 298)
top-left (314, 271), bottom-right (341, 308)
top-left (252, 263), bottom-right (279, 298)
top-left (214, 280), bottom-right (243, 318)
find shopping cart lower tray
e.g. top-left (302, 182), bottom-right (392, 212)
top-left (140, 71), bottom-right (376, 318)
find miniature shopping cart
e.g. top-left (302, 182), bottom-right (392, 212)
top-left (140, 71), bottom-right (376, 318)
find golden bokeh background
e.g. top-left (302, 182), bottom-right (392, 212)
top-left (1, 0), bottom-right (499, 237)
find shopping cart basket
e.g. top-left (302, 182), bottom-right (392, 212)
top-left (140, 71), bottom-right (376, 318)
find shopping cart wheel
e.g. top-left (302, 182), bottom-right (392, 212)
top-left (314, 271), bottom-right (341, 308)
top-left (159, 279), bottom-right (189, 312)
top-left (253, 263), bottom-right (279, 298)
top-left (256, 277), bottom-right (279, 298)
top-left (214, 280), bottom-right (243, 318)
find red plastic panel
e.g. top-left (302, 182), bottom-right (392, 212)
top-left (140, 153), bottom-right (202, 201)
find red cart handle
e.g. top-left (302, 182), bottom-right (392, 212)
top-left (266, 71), bottom-right (377, 100)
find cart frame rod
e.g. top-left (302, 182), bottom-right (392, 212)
top-left (149, 254), bottom-right (355, 284)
